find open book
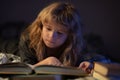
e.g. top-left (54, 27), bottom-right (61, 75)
top-left (0, 62), bottom-right (88, 77)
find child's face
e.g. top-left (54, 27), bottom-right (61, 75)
top-left (42, 20), bottom-right (68, 48)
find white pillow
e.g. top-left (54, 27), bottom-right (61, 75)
top-left (0, 53), bottom-right (21, 64)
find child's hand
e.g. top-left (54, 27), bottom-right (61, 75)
top-left (78, 61), bottom-right (93, 73)
top-left (33, 57), bottom-right (63, 67)
top-left (43, 56), bottom-right (63, 66)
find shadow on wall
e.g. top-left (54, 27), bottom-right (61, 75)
top-left (84, 33), bottom-right (105, 54)
top-left (0, 21), bottom-right (28, 55)
top-left (83, 33), bottom-right (120, 63)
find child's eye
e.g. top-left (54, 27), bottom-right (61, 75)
top-left (57, 32), bottom-right (64, 35)
top-left (46, 27), bottom-right (51, 31)
top-left (45, 26), bottom-right (51, 31)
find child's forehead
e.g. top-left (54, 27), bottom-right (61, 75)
top-left (43, 19), bottom-right (69, 31)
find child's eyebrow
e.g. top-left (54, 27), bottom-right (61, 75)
top-left (58, 27), bottom-right (69, 33)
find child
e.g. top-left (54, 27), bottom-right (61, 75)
top-left (18, 2), bottom-right (110, 73)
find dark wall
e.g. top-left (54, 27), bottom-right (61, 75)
top-left (0, 0), bottom-right (120, 62)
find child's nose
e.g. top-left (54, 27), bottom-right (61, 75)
top-left (49, 31), bottom-right (57, 39)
